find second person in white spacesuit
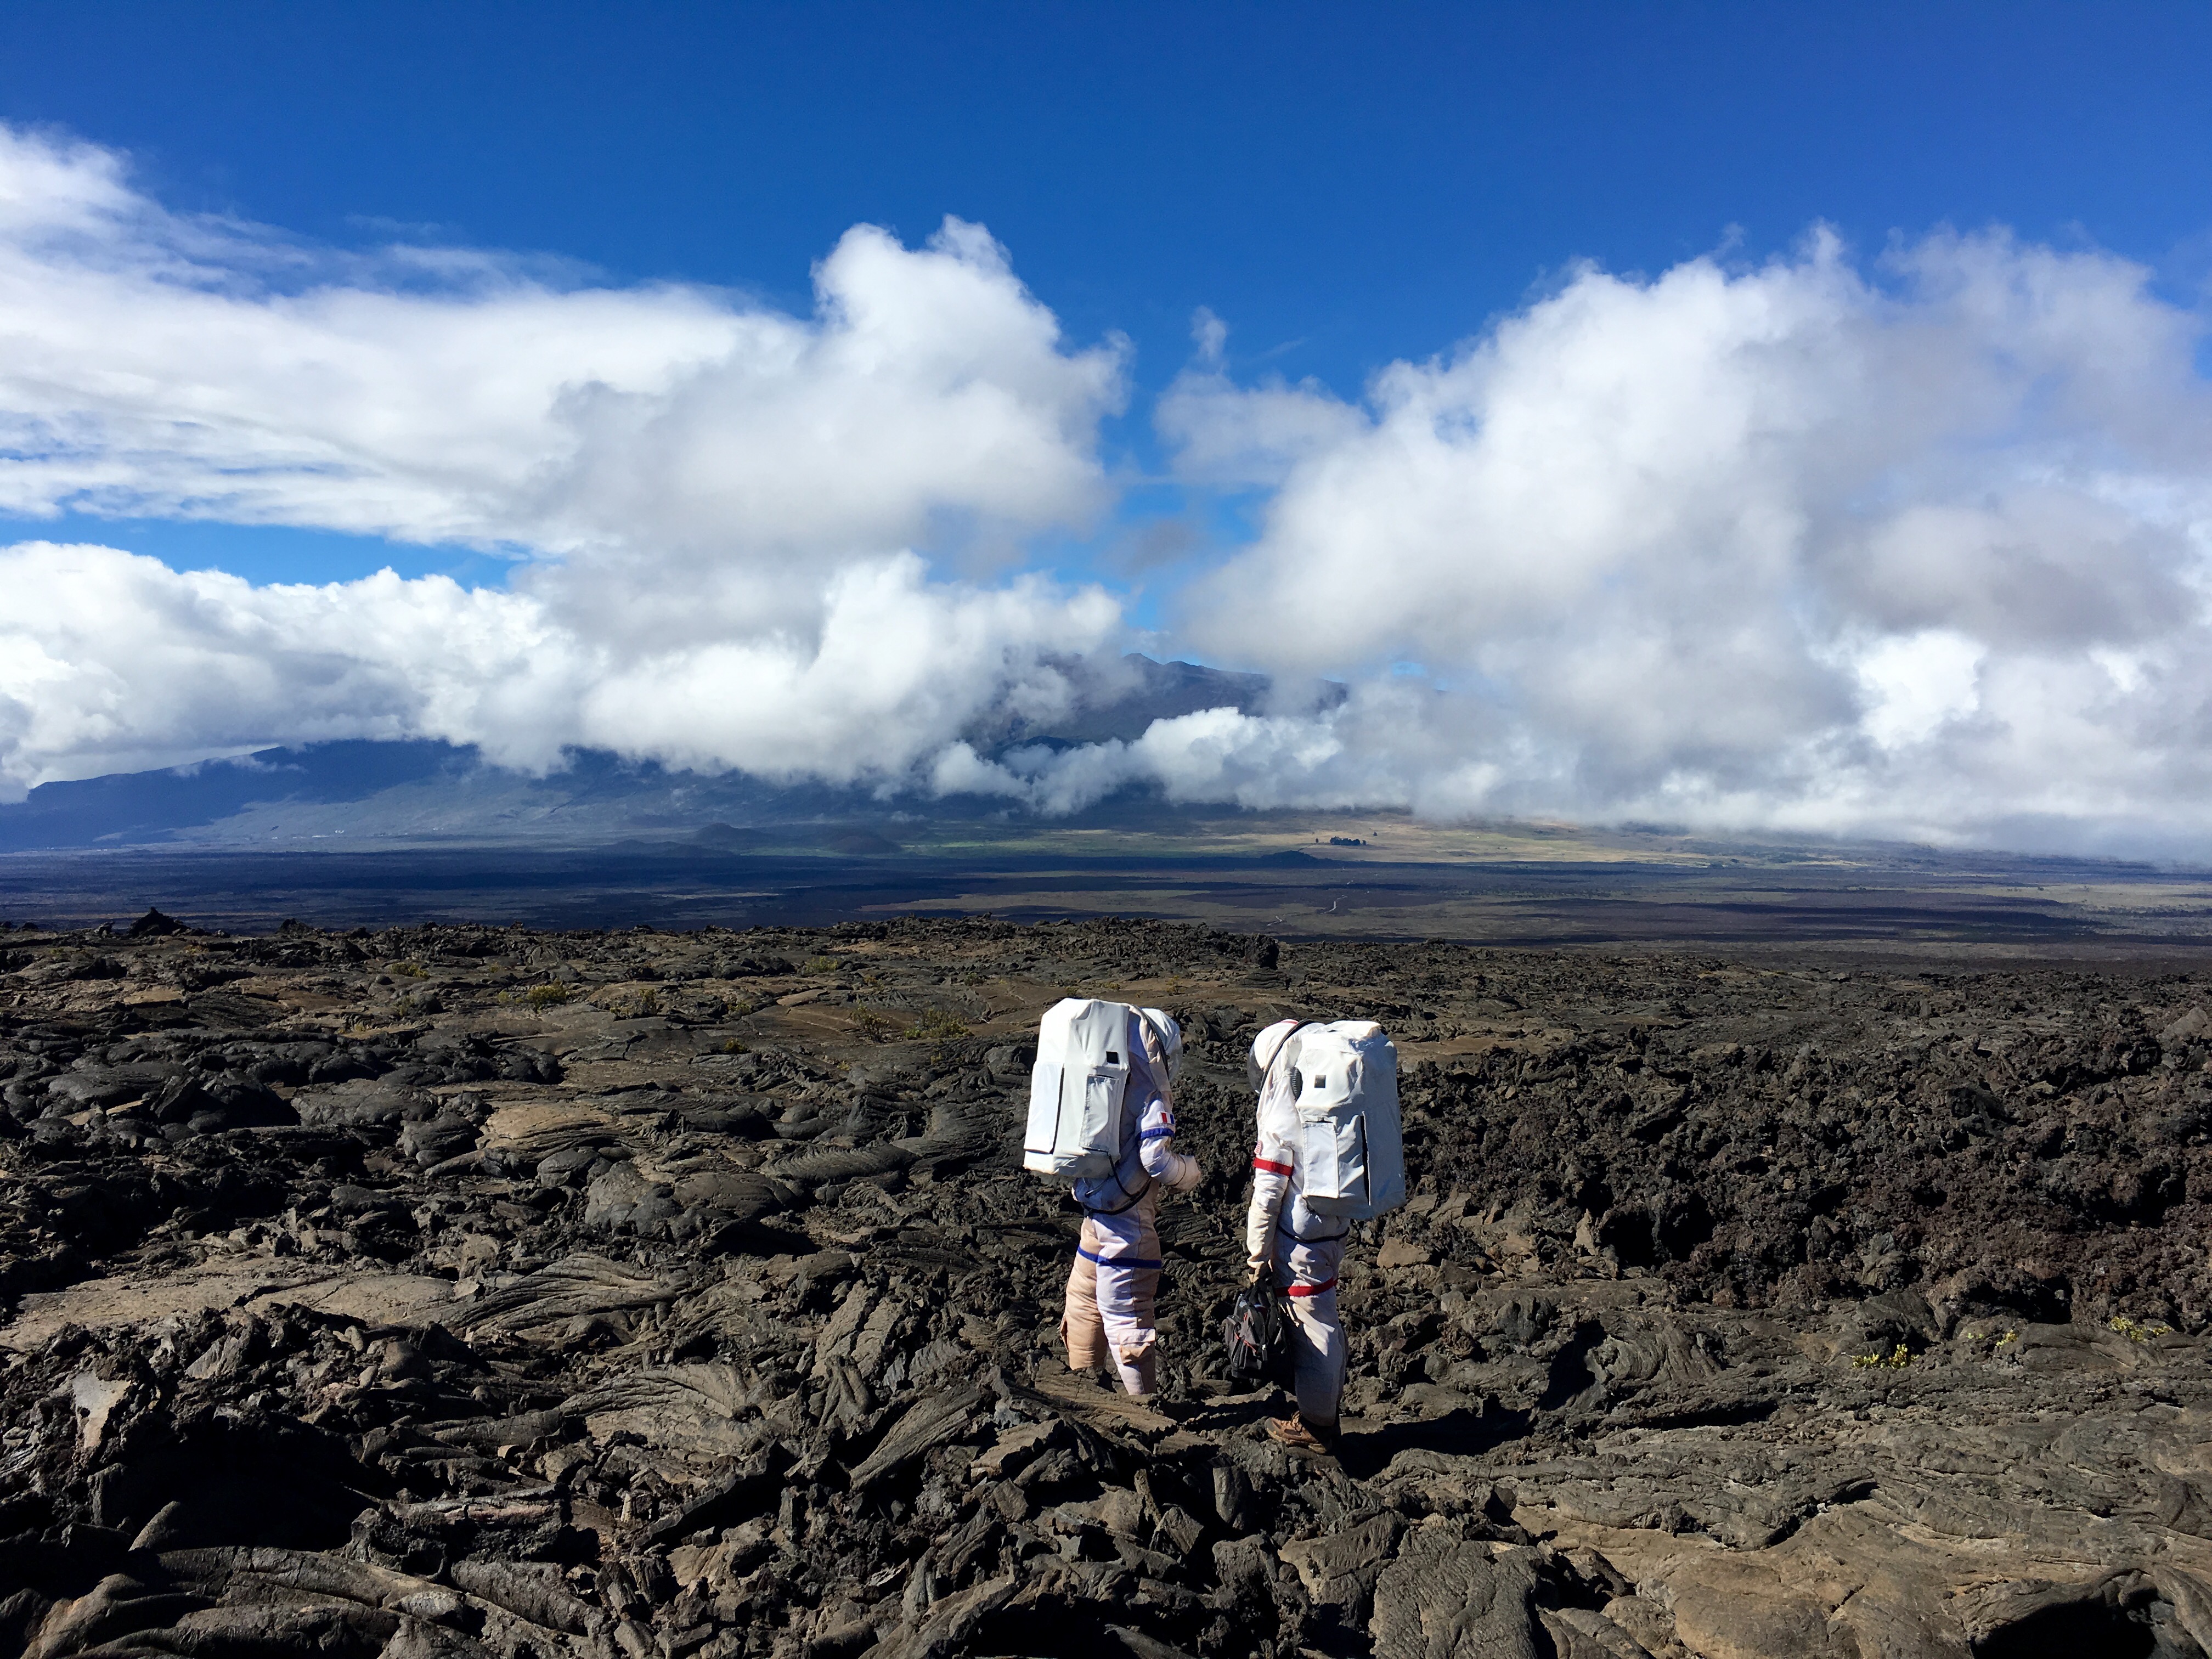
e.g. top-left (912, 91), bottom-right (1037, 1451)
top-left (1245, 1017), bottom-right (1351, 1448)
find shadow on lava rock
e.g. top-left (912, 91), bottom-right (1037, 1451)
top-left (1335, 1404), bottom-right (1533, 1480)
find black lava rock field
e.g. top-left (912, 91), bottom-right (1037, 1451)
top-left (5, 912), bottom-right (2212, 1657)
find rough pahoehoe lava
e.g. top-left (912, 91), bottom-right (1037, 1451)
top-left (3, 911), bottom-right (2211, 1656)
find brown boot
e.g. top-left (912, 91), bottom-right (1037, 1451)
top-left (1266, 1411), bottom-right (1339, 1451)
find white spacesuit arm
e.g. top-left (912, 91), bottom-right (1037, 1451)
top-left (1245, 1096), bottom-right (1293, 1270)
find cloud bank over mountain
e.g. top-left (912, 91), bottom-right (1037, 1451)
top-left (0, 126), bottom-right (1127, 791)
top-left (1144, 229), bottom-right (2212, 849)
top-left (3, 125), bottom-right (2210, 853)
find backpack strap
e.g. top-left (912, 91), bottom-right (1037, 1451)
top-left (1091, 1008), bottom-right (1176, 1216)
top-left (1136, 1008), bottom-right (1177, 1113)
top-left (1084, 1013), bottom-right (1159, 1221)
top-left (1261, 1020), bottom-right (1317, 1101)
top-left (1085, 1163), bottom-right (1153, 1217)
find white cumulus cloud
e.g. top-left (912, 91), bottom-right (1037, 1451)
top-left (1155, 232), bottom-right (2212, 851)
top-left (0, 126), bottom-right (1130, 799)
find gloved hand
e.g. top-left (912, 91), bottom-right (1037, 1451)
top-left (1164, 1153), bottom-right (1204, 1194)
top-left (1246, 1251), bottom-right (1271, 1280)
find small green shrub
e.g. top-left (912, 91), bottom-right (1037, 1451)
top-left (524, 981), bottom-right (573, 1009)
top-left (906, 1008), bottom-right (971, 1043)
top-left (801, 955), bottom-right (840, 976)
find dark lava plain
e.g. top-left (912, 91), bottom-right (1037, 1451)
top-left (7, 840), bottom-right (2212, 953)
top-left (7, 913), bottom-right (2212, 1656)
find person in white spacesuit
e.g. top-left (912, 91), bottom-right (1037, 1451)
top-left (1059, 1006), bottom-right (1200, 1397)
top-left (1245, 1017), bottom-right (1350, 1448)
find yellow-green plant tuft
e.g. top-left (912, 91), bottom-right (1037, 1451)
top-left (1852, 1344), bottom-right (1913, 1370)
top-left (2109, 1316), bottom-right (2172, 1342)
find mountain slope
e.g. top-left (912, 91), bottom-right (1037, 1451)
top-left (0, 656), bottom-right (1302, 851)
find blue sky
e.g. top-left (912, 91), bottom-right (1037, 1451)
top-left (5, 3), bottom-right (2212, 850)
top-left (7, 5), bottom-right (2205, 353)
top-left (7, 1), bottom-right (2212, 584)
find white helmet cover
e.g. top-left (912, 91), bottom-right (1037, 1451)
top-left (1246, 1017), bottom-right (1302, 1093)
top-left (1138, 1007), bottom-right (1183, 1080)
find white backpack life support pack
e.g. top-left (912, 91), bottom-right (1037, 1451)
top-left (1024, 998), bottom-right (1134, 1181)
top-left (1278, 1020), bottom-right (1406, 1219)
